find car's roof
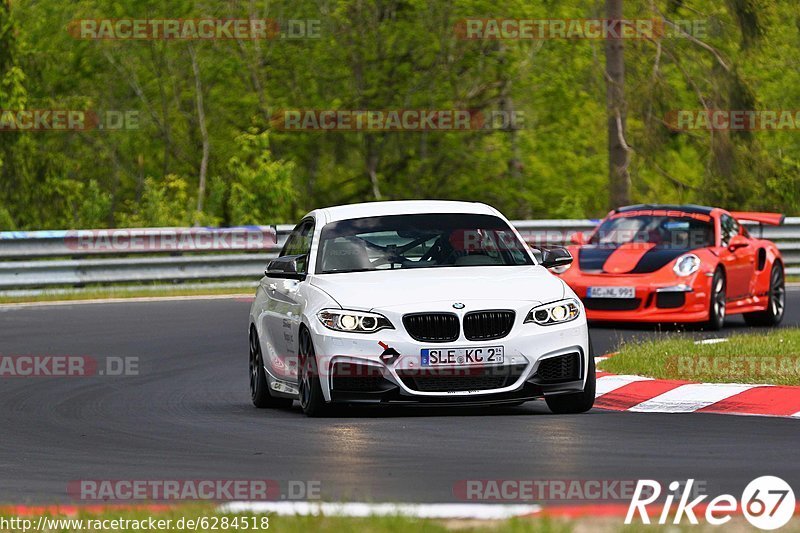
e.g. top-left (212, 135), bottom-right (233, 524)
top-left (614, 203), bottom-right (715, 215)
top-left (314, 200), bottom-right (499, 224)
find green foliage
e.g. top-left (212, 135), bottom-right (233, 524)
top-left (0, 0), bottom-right (796, 229)
top-left (225, 130), bottom-right (297, 225)
top-left (117, 175), bottom-right (193, 227)
top-left (0, 203), bottom-right (14, 229)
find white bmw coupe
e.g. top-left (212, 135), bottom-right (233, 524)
top-left (248, 200), bottom-right (594, 416)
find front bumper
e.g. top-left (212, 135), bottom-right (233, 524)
top-left (565, 275), bottom-right (711, 323)
top-left (306, 311), bottom-right (589, 404)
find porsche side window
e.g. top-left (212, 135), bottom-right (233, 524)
top-left (720, 214), bottom-right (739, 247)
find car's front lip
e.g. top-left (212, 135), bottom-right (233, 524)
top-left (306, 310), bottom-right (588, 402)
top-left (560, 270), bottom-right (710, 321)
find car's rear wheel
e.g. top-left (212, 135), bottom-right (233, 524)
top-left (545, 351), bottom-right (596, 414)
top-left (744, 263), bottom-right (785, 327)
top-left (249, 327), bottom-right (293, 409)
top-left (297, 327), bottom-right (331, 417)
top-left (706, 269), bottom-right (726, 331)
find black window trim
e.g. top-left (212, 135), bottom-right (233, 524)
top-left (719, 213), bottom-right (740, 248)
top-left (279, 217), bottom-right (316, 274)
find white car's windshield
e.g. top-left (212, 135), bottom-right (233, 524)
top-left (316, 213), bottom-right (533, 274)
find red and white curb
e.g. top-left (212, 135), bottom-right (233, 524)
top-left (595, 361), bottom-right (800, 418)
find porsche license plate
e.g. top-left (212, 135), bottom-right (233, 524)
top-left (421, 346), bottom-right (504, 367)
top-left (587, 286), bottom-right (635, 299)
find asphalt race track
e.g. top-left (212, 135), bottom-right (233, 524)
top-left (1, 290), bottom-right (798, 505)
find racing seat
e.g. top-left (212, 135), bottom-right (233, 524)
top-left (321, 237), bottom-right (372, 272)
top-left (454, 254), bottom-right (502, 266)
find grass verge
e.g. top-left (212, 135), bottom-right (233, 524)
top-left (599, 328), bottom-right (800, 385)
top-left (0, 506), bottom-right (572, 533)
top-left (0, 285), bottom-right (255, 304)
top-left (1, 505), bottom-right (796, 532)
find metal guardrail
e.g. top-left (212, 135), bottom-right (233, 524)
top-left (0, 219), bottom-right (797, 289)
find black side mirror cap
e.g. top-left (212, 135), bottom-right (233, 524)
top-left (265, 254), bottom-right (307, 281)
top-left (540, 247), bottom-right (573, 269)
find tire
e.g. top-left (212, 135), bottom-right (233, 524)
top-left (249, 327), bottom-right (293, 409)
top-left (744, 263), bottom-right (786, 327)
top-left (297, 327), bottom-right (331, 417)
top-left (545, 350), bottom-right (596, 415)
top-left (705, 269), bottom-right (726, 331)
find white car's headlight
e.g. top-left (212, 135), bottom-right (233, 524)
top-left (525, 299), bottom-right (581, 326)
top-left (317, 309), bottom-right (394, 333)
top-left (673, 253), bottom-right (700, 276)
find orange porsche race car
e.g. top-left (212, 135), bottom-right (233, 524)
top-left (556, 204), bottom-right (786, 329)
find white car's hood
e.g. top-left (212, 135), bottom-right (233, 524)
top-left (310, 266), bottom-right (566, 310)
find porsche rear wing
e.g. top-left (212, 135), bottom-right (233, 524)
top-left (729, 211), bottom-right (785, 226)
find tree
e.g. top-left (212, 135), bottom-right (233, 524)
top-left (605, 0), bottom-right (630, 208)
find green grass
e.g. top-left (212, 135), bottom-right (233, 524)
top-left (1, 506), bottom-right (797, 532)
top-left (0, 285), bottom-right (254, 304)
top-left (599, 328), bottom-right (800, 385)
top-left (0, 506), bottom-right (572, 533)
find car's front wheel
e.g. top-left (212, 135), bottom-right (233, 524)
top-left (706, 269), bottom-right (726, 331)
top-left (545, 355), bottom-right (596, 414)
top-left (297, 327), bottom-right (331, 417)
top-left (744, 263), bottom-right (785, 327)
top-left (250, 327), bottom-right (293, 409)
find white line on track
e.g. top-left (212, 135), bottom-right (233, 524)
top-left (628, 383), bottom-right (755, 413)
top-left (0, 294), bottom-right (254, 309)
top-left (694, 338), bottom-right (729, 345)
top-left (218, 502), bottom-right (541, 519)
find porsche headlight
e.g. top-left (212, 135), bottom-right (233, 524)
top-left (317, 309), bottom-right (394, 333)
top-left (673, 253), bottom-right (701, 277)
top-left (525, 299), bottom-right (581, 326)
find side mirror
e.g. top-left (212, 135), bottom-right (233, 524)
top-left (265, 254), bottom-right (307, 280)
top-left (540, 247), bottom-right (574, 269)
top-left (728, 234), bottom-right (749, 252)
top-left (570, 232), bottom-right (588, 245)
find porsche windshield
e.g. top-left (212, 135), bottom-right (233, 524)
top-left (316, 213), bottom-right (533, 274)
top-left (590, 214), bottom-right (715, 248)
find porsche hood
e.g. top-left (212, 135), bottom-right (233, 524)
top-left (577, 243), bottom-right (690, 274)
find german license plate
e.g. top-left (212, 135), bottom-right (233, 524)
top-left (420, 346), bottom-right (504, 367)
top-left (587, 286), bottom-right (635, 299)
